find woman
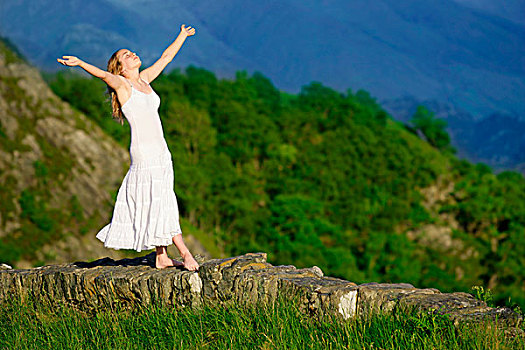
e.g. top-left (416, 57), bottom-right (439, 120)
top-left (57, 24), bottom-right (199, 271)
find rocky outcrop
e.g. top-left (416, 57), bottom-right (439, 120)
top-left (0, 39), bottom-right (131, 266)
top-left (0, 252), bottom-right (521, 333)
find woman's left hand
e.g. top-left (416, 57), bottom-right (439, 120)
top-left (181, 24), bottom-right (196, 37)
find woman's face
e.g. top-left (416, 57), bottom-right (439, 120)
top-left (117, 49), bottom-right (141, 72)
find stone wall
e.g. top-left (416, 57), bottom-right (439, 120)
top-left (0, 253), bottom-right (521, 332)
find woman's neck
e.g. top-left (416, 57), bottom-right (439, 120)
top-left (123, 70), bottom-right (140, 82)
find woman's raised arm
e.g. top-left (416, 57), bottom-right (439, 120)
top-left (57, 55), bottom-right (124, 91)
top-left (140, 24), bottom-right (196, 83)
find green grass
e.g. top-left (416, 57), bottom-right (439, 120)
top-left (1, 296), bottom-right (522, 350)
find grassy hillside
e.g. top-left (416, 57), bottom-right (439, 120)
top-left (44, 65), bottom-right (525, 310)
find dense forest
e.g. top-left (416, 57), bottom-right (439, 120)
top-left (29, 66), bottom-right (525, 311)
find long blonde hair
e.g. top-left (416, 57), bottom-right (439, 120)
top-left (107, 50), bottom-right (124, 125)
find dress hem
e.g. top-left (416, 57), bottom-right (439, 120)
top-left (96, 230), bottom-right (183, 252)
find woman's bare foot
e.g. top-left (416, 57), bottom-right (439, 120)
top-left (155, 246), bottom-right (184, 269)
top-left (182, 252), bottom-right (199, 271)
top-left (170, 235), bottom-right (199, 271)
top-left (155, 256), bottom-right (184, 269)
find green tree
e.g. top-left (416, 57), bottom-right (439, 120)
top-left (410, 106), bottom-right (453, 152)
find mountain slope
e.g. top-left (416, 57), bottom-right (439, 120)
top-left (1, 0), bottom-right (523, 173)
top-left (0, 38), bottom-right (133, 266)
top-left (383, 97), bottom-right (525, 173)
top-left (1, 0), bottom-right (523, 117)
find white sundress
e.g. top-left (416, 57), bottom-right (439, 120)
top-left (96, 79), bottom-right (182, 251)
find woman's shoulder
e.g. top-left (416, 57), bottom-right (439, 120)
top-left (139, 71), bottom-right (155, 85)
top-left (115, 76), bottom-right (133, 108)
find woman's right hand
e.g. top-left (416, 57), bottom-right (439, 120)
top-left (57, 55), bottom-right (82, 67)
